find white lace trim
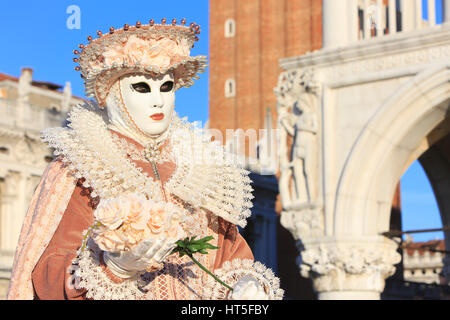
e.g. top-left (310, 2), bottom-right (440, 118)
top-left (110, 131), bottom-right (174, 164)
top-left (73, 240), bottom-right (146, 300)
top-left (41, 103), bottom-right (254, 227)
top-left (203, 259), bottom-right (284, 300)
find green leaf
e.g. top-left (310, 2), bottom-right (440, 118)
top-left (171, 234), bottom-right (221, 258)
top-left (176, 241), bottom-right (185, 248)
top-left (188, 244), bottom-right (202, 251)
top-left (168, 234), bottom-right (233, 292)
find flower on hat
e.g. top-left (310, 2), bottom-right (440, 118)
top-left (101, 35), bottom-right (190, 72)
top-left (75, 20), bottom-right (207, 106)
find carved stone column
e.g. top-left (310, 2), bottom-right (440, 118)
top-left (401, 0), bottom-right (416, 31)
top-left (298, 237), bottom-right (401, 300)
top-left (62, 81), bottom-right (72, 114)
top-left (445, 0), bottom-right (450, 23)
top-left (323, 0), bottom-right (358, 48)
top-left (17, 68), bottom-right (32, 127)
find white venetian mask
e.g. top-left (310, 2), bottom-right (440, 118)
top-left (114, 72), bottom-right (176, 137)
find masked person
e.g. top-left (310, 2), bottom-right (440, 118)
top-left (7, 19), bottom-right (283, 300)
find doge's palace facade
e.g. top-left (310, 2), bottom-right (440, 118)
top-left (276, 0), bottom-right (450, 299)
top-left (0, 68), bottom-right (84, 298)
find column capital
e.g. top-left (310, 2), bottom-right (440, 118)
top-left (298, 236), bottom-right (401, 298)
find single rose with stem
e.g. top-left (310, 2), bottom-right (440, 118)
top-left (82, 201), bottom-right (233, 291)
top-left (171, 235), bottom-right (233, 291)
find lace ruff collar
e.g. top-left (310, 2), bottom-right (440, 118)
top-left (41, 103), bottom-right (253, 227)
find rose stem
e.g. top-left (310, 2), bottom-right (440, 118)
top-left (188, 253), bottom-right (234, 292)
top-left (81, 222), bottom-right (101, 252)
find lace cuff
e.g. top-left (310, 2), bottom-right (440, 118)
top-left (72, 240), bottom-right (145, 300)
top-left (202, 259), bottom-right (284, 300)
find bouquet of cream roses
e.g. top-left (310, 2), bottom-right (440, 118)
top-left (87, 193), bottom-right (185, 271)
top-left (82, 193), bottom-right (230, 290)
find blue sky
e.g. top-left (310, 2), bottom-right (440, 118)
top-left (422, 0), bottom-right (443, 22)
top-left (0, 1), bottom-right (444, 242)
top-left (401, 161), bottom-right (443, 242)
top-left (0, 0), bottom-right (210, 124)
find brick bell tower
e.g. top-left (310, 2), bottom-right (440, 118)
top-left (209, 0), bottom-right (322, 136)
top-left (209, 0), bottom-right (323, 299)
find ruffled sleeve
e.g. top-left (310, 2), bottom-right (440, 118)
top-left (31, 183), bottom-right (94, 300)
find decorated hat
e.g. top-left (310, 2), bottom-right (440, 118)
top-left (73, 18), bottom-right (207, 107)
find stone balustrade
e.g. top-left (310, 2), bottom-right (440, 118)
top-left (323, 0), bottom-right (450, 48)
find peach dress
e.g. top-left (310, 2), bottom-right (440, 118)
top-left (8, 131), bottom-right (253, 300)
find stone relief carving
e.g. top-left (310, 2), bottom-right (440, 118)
top-left (10, 135), bottom-right (50, 167)
top-left (275, 68), bottom-right (320, 212)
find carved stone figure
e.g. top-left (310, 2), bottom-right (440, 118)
top-left (276, 69), bottom-right (319, 210)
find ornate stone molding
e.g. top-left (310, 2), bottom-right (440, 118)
top-left (0, 131), bottom-right (51, 168)
top-left (280, 207), bottom-right (324, 239)
top-left (281, 26), bottom-right (450, 81)
top-left (274, 68), bottom-right (319, 104)
top-left (324, 44), bottom-right (450, 81)
top-left (13, 137), bottom-right (49, 167)
top-left (297, 238), bottom-right (401, 295)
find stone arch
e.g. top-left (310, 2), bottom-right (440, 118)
top-left (333, 64), bottom-right (450, 237)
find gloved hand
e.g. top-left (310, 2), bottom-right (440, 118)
top-left (230, 275), bottom-right (269, 300)
top-left (103, 235), bottom-right (177, 279)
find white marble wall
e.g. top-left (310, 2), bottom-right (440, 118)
top-left (276, 21), bottom-right (450, 299)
